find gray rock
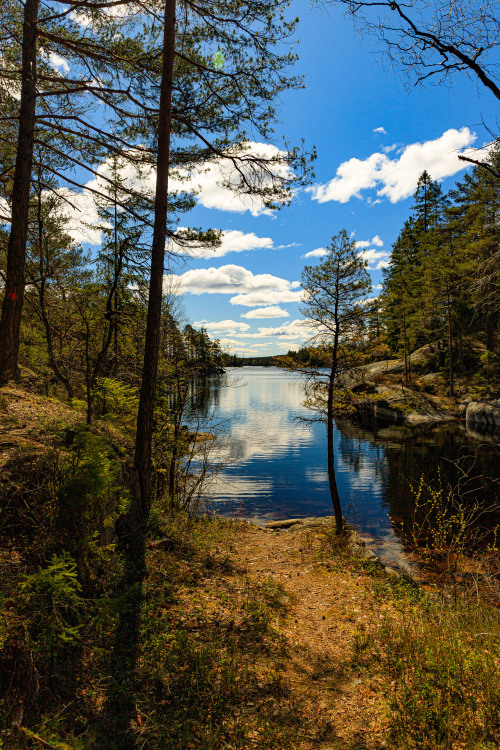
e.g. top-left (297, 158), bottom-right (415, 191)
top-left (466, 400), bottom-right (500, 427)
top-left (458, 401), bottom-right (470, 416)
top-left (265, 518), bottom-right (303, 529)
top-left (465, 423), bottom-right (500, 443)
top-left (301, 516), bottom-right (332, 528)
top-left (420, 372), bottom-right (442, 385)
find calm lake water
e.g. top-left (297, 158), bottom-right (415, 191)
top-left (188, 367), bottom-right (500, 570)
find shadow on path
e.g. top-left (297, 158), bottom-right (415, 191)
top-left (95, 518), bottom-right (146, 749)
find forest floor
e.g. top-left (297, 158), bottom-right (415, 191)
top-left (164, 517), bottom-right (394, 750)
top-left (2, 382), bottom-right (500, 749)
top-left (136, 513), bottom-right (500, 750)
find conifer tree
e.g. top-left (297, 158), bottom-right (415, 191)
top-left (301, 229), bottom-right (371, 533)
top-left (451, 147), bottom-right (500, 351)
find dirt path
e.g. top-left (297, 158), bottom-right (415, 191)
top-left (201, 520), bottom-right (391, 749)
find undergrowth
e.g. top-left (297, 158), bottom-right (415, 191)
top-left (316, 523), bottom-right (500, 750)
top-left (382, 597), bottom-right (500, 750)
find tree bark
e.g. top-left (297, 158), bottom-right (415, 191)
top-left (36, 189), bottom-right (74, 399)
top-left (446, 288), bottom-right (454, 397)
top-left (402, 313), bottom-right (409, 386)
top-left (0, 0), bottom-right (40, 384)
top-left (327, 326), bottom-right (343, 534)
top-left (133, 0), bottom-right (176, 519)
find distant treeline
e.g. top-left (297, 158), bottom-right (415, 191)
top-left (221, 354), bottom-right (279, 367)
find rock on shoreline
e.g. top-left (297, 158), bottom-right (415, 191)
top-left (465, 400), bottom-right (500, 428)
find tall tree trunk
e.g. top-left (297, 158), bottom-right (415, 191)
top-left (85, 319), bottom-right (92, 425)
top-left (327, 341), bottom-right (343, 534)
top-left (402, 313), bottom-right (409, 386)
top-left (0, 0), bottom-right (40, 384)
top-left (133, 0), bottom-right (176, 519)
top-left (446, 288), bottom-right (454, 397)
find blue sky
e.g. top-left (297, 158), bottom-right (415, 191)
top-left (164, 0), bottom-right (499, 356)
top-left (37, 0), bottom-right (498, 357)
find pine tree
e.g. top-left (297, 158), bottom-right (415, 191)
top-left (382, 218), bottom-right (422, 382)
top-left (301, 229), bottom-right (371, 533)
top-left (451, 147), bottom-right (500, 351)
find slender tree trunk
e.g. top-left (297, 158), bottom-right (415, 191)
top-left (112, 180), bottom-right (119, 367)
top-left (0, 0), bottom-right (40, 384)
top-left (133, 0), bottom-right (176, 519)
top-left (85, 320), bottom-right (92, 425)
top-left (168, 364), bottom-right (184, 508)
top-left (168, 417), bottom-right (180, 508)
top-left (402, 313), bottom-right (409, 386)
top-left (327, 335), bottom-right (343, 534)
top-left (446, 288), bottom-right (454, 397)
top-left (36, 188), bottom-right (74, 399)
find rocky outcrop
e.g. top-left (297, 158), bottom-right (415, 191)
top-left (465, 400), bottom-right (500, 427)
top-left (358, 384), bottom-right (452, 425)
top-left (338, 344), bottom-right (455, 426)
top-left (360, 343), bottom-right (442, 381)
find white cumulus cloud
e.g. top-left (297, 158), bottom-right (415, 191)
top-left (204, 318), bottom-right (315, 342)
top-left (57, 188), bottom-right (105, 245)
top-left (45, 141), bottom-right (294, 246)
top-left (229, 289), bottom-right (304, 307)
top-left (0, 197), bottom-right (10, 222)
top-left (241, 306), bottom-right (290, 319)
top-left (39, 48), bottom-right (70, 75)
top-left (308, 128), bottom-right (479, 204)
top-left (218, 339), bottom-right (271, 354)
top-left (170, 141), bottom-right (293, 217)
top-left (48, 52), bottom-right (70, 75)
top-left (169, 228), bottom-right (273, 258)
top-left (359, 248), bottom-right (390, 270)
top-left (193, 319), bottom-right (250, 333)
top-left (257, 319), bottom-right (316, 339)
top-left (164, 265), bottom-right (303, 309)
top-left (373, 126), bottom-right (387, 135)
top-left (355, 236), bottom-right (384, 249)
top-left (303, 247), bottom-right (327, 258)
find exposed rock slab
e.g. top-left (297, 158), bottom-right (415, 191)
top-left (265, 518), bottom-right (304, 529)
top-left (362, 384), bottom-right (453, 425)
top-left (466, 400), bottom-right (500, 427)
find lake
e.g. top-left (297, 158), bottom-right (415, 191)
top-left (188, 366), bottom-right (500, 571)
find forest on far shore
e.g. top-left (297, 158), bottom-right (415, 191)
top-left (235, 159), bottom-right (500, 404)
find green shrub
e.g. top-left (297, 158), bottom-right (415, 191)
top-left (402, 471), bottom-right (499, 593)
top-left (471, 351), bottom-right (500, 399)
top-left (57, 430), bottom-right (129, 565)
top-left (19, 553), bottom-right (84, 649)
top-left (92, 378), bottom-right (138, 427)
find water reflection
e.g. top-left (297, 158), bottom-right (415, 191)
top-left (190, 367), bottom-right (500, 570)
